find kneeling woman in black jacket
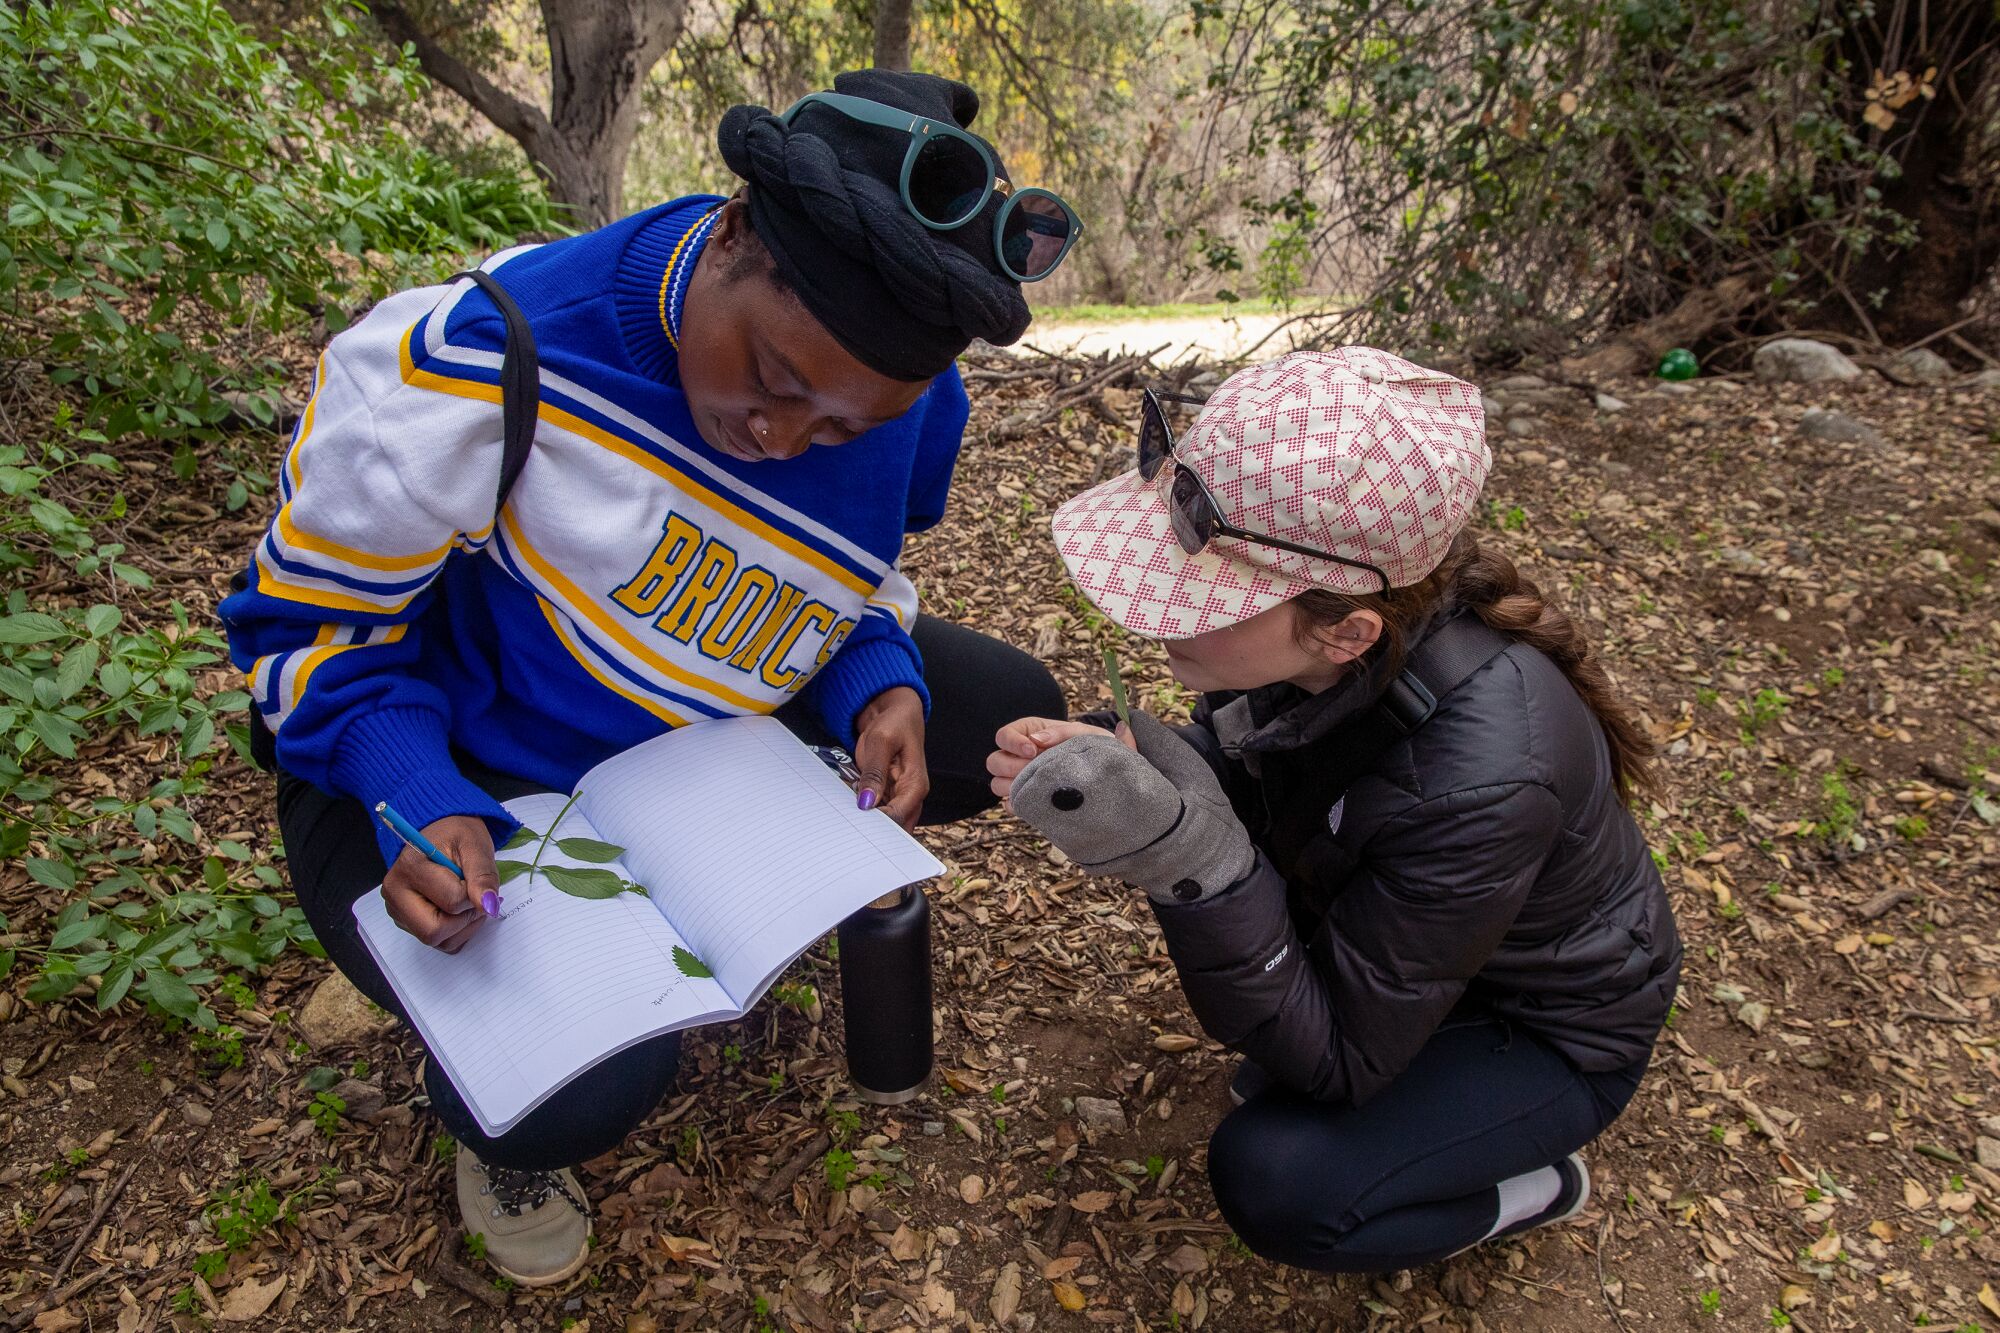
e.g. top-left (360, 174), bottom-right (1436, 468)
top-left (988, 348), bottom-right (1681, 1273)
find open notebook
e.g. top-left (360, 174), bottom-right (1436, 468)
top-left (352, 715), bottom-right (943, 1137)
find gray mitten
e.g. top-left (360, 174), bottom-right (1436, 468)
top-left (1012, 711), bottom-right (1254, 904)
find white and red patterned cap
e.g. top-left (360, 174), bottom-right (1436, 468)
top-left (1050, 348), bottom-right (1489, 638)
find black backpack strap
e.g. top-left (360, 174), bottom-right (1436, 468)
top-left (448, 268), bottom-right (539, 521)
top-left (1266, 613), bottom-right (1516, 880)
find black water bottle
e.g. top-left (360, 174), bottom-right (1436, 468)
top-left (837, 884), bottom-right (933, 1104)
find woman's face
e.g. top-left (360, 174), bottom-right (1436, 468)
top-left (1161, 601), bottom-right (1381, 694)
top-left (679, 201), bottom-right (927, 462)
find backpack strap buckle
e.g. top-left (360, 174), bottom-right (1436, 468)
top-left (1379, 670), bottom-right (1438, 736)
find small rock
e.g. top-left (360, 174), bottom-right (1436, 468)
top-left (327, 1077), bottom-right (387, 1124)
top-left (1504, 418), bottom-right (1540, 438)
top-left (921, 1120), bottom-right (945, 1137)
top-left (1970, 511), bottom-right (2000, 542)
top-left (1977, 1136), bottom-right (2000, 1171)
top-left (1655, 381), bottom-right (1694, 396)
top-left (1979, 1114), bottom-right (2000, 1137)
top-left (1964, 368), bottom-right (2000, 390)
top-left (1074, 1096), bottom-right (1127, 1134)
top-left (1754, 338), bottom-right (1862, 383)
top-left (1719, 547), bottom-right (1769, 574)
top-left (181, 1101), bottom-right (213, 1127)
top-left (1798, 407), bottom-right (1883, 447)
top-left (1594, 392), bottom-right (1628, 413)
top-left (1480, 394), bottom-right (1505, 418)
top-left (1597, 459), bottom-right (1633, 477)
top-left (297, 973), bottom-right (394, 1049)
top-left (1490, 373), bottom-right (1548, 391)
top-left (959, 1174), bottom-right (986, 1204)
top-left (1514, 449), bottom-right (1549, 465)
top-left (1918, 548), bottom-right (1951, 574)
top-left (1887, 346), bottom-right (1951, 384)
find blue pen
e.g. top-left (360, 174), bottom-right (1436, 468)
top-left (375, 801), bottom-right (499, 918)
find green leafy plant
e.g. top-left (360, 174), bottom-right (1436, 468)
top-left (308, 1090), bottom-right (346, 1137)
top-left (823, 1147), bottom-right (857, 1192)
top-left (0, 0), bottom-right (562, 446)
top-left (492, 794), bottom-right (648, 900)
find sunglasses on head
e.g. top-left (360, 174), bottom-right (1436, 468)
top-left (1137, 387), bottom-right (1391, 596)
top-left (779, 91), bottom-right (1082, 283)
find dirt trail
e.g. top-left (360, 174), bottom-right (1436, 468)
top-left (1019, 309), bottom-right (1315, 364)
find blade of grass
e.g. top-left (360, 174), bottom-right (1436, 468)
top-left (1102, 645), bottom-right (1131, 727)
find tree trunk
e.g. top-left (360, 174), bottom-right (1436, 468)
top-left (873, 0), bottom-right (914, 71)
top-left (1817, 0), bottom-right (1998, 345)
top-left (372, 0), bottom-right (688, 229)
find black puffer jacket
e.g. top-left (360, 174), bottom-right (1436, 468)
top-left (1145, 614), bottom-right (1681, 1105)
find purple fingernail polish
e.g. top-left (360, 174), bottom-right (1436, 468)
top-left (857, 789), bottom-right (878, 811)
top-left (481, 890), bottom-right (500, 917)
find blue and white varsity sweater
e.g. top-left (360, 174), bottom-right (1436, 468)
top-left (219, 196), bottom-right (966, 865)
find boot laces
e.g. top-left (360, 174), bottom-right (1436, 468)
top-left (479, 1162), bottom-right (583, 1218)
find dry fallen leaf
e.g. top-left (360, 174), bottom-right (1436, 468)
top-left (1867, 1219), bottom-right (1896, 1242)
top-left (1153, 1033), bottom-right (1199, 1052)
top-left (990, 1262), bottom-right (1022, 1324)
top-left (1161, 1243), bottom-right (1209, 1274)
top-left (1052, 1280), bottom-right (1086, 1311)
top-left (959, 1174), bottom-right (986, 1204)
top-left (1834, 934), bottom-right (1864, 955)
top-left (1779, 1284), bottom-right (1812, 1310)
top-left (1904, 1179), bottom-right (1932, 1210)
top-left (658, 1234), bottom-right (714, 1264)
top-left (1807, 1232), bottom-right (1842, 1263)
top-left (1979, 1284), bottom-right (2000, 1320)
top-left (218, 1273), bottom-right (286, 1323)
top-left (1070, 1190), bottom-right (1117, 1213)
top-left (885, 1223), bottom-right (924, 1263)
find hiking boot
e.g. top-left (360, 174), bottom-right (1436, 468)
top-left (456, 1148), bottom-right (591, 1287)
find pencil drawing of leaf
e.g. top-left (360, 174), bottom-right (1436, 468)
top-left (555, 837), bottom-right (624, 863)
top-left (673, 946), bottom-right (712, 979)
top-left (500, 826), bottom-right (536, 852)
top-left (543, 866), bottom-right (629, 899)
top-left (493, 861), bottom-right (533, 886)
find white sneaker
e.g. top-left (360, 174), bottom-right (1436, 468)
top-left (456, 1149), bottom-right (592, 1287)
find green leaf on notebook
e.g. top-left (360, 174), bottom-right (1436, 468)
top-left (673, 946), bottom-right (712, 979)
top-left (500, 827), bottom-right (536, 852)
top-left (555, 837), bottom-right (624, 863)
top-left (493, 860), bottom-right (533, 886)
top-left (542, 866), bottom-right (630, 900)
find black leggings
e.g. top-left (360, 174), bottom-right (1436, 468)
top-left (277, 615), bottom-right (1062, 1170)
top-left (1208, 1018), bottom-right (1647, 1273)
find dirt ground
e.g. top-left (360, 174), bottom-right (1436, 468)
top-left (3, 357), bottom-right (1999, 1333)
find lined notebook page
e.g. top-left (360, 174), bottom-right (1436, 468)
top-left (578, 716), bottom-right (943, 1006)
top-left (353, 792), bottom-right (735, 1136)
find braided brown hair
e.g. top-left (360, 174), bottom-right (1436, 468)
top-left (1295, 531), bottom-right (1658, 801)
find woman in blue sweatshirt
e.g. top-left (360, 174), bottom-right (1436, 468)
top-left (220, 69), bottom-right (1077, 1284)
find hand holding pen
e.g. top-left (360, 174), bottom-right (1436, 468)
top-left (375, 805), bottom-right (502, 954)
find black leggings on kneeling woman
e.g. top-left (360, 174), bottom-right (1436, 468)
top-left (277, 615), bottom-right (1062, 1171)
top-left (1208, 1017), bottom-right (1648, 1273)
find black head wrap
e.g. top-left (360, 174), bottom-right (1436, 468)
top-left (717, 69), bottom-right (1033, 382)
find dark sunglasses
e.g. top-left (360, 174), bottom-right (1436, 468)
top-left (779, 91), bottom-right (1082, 283)
top-left (1137, 387), bottom-right (1391, 596)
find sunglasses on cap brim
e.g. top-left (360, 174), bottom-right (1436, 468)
top-left (779, 91), bottom-right (1082, 283)
top-left (1137, 387), bottom-right (1392, 596)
